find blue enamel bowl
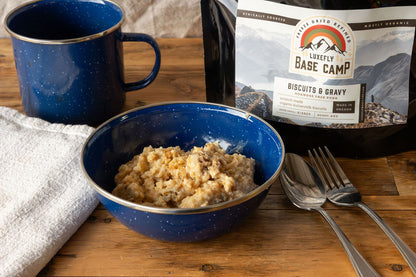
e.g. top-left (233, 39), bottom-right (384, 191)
top-left (81, 102), bottom-right (285, 242)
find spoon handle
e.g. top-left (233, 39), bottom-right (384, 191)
top-left (357, 201), bottom-right (416, 275)
top-left (316, 207), bottom-right (380, 277)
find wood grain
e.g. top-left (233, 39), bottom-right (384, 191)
top-left (388, 151), bottom-right (416, 195)
top-left (1, 38), bottom-right (415, 277)
top-left (0, 39), bottom-right (22, 112)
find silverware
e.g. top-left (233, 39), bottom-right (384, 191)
top-left (309, 146), bottom-right (416, 276)
top-left (280, 153), bottom-right (380, 277)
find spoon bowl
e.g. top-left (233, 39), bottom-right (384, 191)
top-left (280, 153), bottom-right (380, 277)
top-left (280, 153), bottom-right (326, 210)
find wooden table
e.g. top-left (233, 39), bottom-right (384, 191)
top-left (1, 38), bottom-right (416, 277)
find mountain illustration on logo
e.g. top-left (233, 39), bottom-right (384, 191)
top-left (298, 24), bottom-right (348, 55)
top-left (301, 38), bottom-right (345, 55)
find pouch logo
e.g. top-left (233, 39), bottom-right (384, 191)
top-left (290, 16), bottom-right (355, 79)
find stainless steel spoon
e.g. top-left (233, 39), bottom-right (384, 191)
top-left (279, 153), bottom-right (380, 277)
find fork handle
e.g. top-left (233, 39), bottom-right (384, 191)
top-left (316, 207), bottom-right (380, 277)
top-left (357, 201), bottom-right (416, 275)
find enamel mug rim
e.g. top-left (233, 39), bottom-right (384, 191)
top-left (4, 0), bottom-right (125, 45)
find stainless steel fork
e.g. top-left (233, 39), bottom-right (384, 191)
top-left (309, 146), bottom-right (416, 276)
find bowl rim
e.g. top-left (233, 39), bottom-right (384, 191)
top-left (81, 101), bottom-right (285, 215)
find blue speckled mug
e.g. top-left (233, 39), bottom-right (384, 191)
top-left (5, 0), bottom-right (161, 125)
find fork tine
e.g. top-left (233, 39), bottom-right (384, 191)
top-left (308, 150), bottom-right (331, 191)
top-left (323, 146), bottom-right (351, 186)
top-left (309, 148), bottom-right (335, 190)
top-left (318, 147), bottom-right (344, 188)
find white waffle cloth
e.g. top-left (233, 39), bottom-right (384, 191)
top-left (0, 107), bottom-right (98, 277)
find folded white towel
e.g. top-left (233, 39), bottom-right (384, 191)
top-left (0, 107), bottom-right (98, 277)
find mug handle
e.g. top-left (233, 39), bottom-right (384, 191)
top-left (121, 33), bottom-right (161, 91)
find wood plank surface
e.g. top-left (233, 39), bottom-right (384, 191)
top-left (0, 38), bottom-right (415, 277)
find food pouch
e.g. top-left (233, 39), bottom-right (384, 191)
top-left (201, 0), bottom-right (416, 157)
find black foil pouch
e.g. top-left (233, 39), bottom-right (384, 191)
top-left (201, 0), bottom-right (416, 158)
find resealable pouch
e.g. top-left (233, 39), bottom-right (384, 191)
top-left (201, 0), bottom-right (416, 157)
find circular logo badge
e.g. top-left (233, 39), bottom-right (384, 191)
top-left (290, 16), bottom-right (355, 79)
